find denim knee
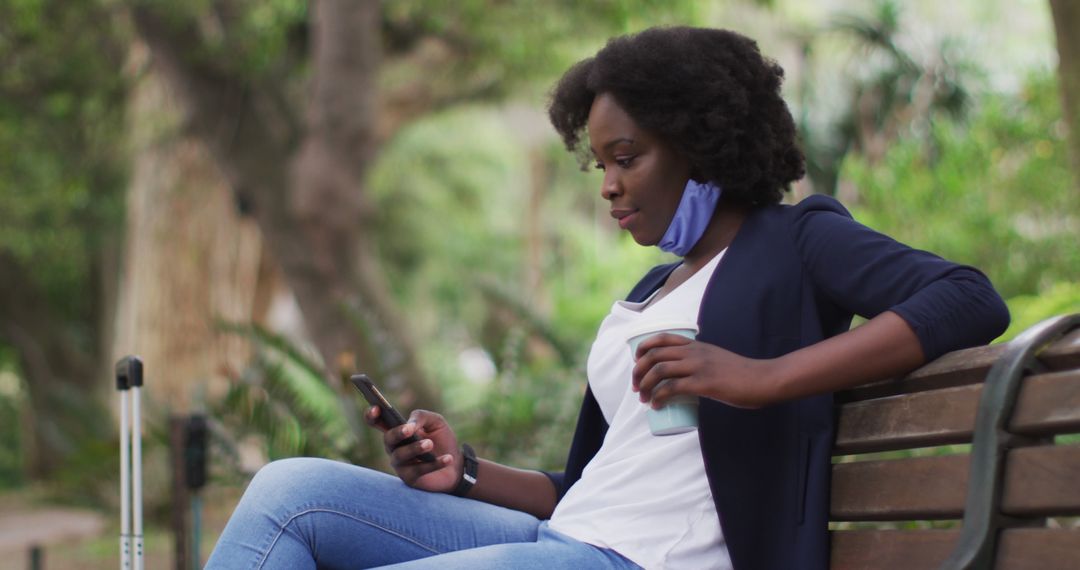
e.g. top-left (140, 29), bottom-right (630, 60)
top-left (250, 456), bottom-right (326, 486)
top-left (242, 457), bottom-right (344, 508)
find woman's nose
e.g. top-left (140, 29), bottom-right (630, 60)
top-left (600, 171), bottom-right (621, 201)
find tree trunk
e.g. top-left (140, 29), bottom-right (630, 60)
top-left (113, 47), bottom-right (263, 412)
top-left (128, 0), bottom-right (440, 411)
top-left (1050, 0), bottom-right (1080, 190)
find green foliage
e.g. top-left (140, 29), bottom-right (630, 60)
top-left (798, 0), bottom-right (981, 196)
top-left (212, 323), bottom-right (377, 468)
top-left (844, 72), bottom-right (1078, 318)
top-left (999, 282), bottom-right (1080, 342)
top-left (369, 107), bottom-right (528, 304)
top-left (453, 331), bottom-right (587, 471)
top-left (135, 0), bottom-right (307, 78)
top-left (0, 0), bottom-right (131, 497)
top-left (0, 0), bottom-right (128, 324)
top-left (383, 0), bottom-right (704, 92)
top-left (138, 0), bottom-right (705, 89)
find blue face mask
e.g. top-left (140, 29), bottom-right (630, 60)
top-left (656, 179), bottom-right (722, 257)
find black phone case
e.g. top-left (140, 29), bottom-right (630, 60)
top-left (351, 374), bottom-right (437, 463)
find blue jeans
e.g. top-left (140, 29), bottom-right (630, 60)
top-left (205, 457), bottom-right (642, 569)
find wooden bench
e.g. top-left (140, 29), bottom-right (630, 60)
top-left (830, 313), bottom-right (1080, 569)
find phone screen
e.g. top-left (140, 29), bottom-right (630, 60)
top-left (350, 374), bottom-right (437, 463)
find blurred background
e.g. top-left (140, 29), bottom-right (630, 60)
top-left (1, 0), bottom-right (1078, 567)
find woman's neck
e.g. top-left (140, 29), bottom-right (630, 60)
top-left (682, 205), bottom-right (748, 270)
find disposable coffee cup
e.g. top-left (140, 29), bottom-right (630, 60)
top-left (626, 321), bottom-right (700, 436)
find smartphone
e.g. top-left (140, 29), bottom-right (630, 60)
top-left (351, 374), bottom-right (437, 463)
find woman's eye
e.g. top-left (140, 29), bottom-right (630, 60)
top-left (593, 161), bottom-right (606, 171)
top-left (615, 156), bottom-right (635, 168)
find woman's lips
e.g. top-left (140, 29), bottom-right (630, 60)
top-left (611, 209), bottom-right (638, 230)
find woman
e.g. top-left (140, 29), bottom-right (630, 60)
top-left (206, 26), bottom-right (1008, 569)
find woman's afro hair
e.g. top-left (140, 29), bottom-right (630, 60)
top-left (548, 26), bottom-right (805, 207)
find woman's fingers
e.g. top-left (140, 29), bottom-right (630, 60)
top-left (632, 337), bottom-right (778, 409)
top-left (383, 411), bottom-right (437, 450)
top-left (378, 409), bottom-right (463, 491)
top-left (365, 405), bottom-right (390, 431)
top-left (633, 333), bottom-right (693, 361)
top-left (389, 436), bottom-right (437, 467)
top-left (382, 422), bottom-right (411, 453)
top-left (632, 344), bottom-right (694, 393)
top-left (648, 376), bottom-right (701, 408)
top-left (637, 360), bottom-right (697, 403)
top-left (396, 454), bottom-right (455, 485)
top-left (391, 434), bottom-right (456, 488)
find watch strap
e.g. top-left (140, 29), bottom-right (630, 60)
top-left (452, 443), bottom-right (478, 497)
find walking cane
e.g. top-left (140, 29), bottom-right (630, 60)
top-left (117, 356), bottom-right (144, 570)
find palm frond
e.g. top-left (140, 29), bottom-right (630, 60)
top-left (213, 321), bottom-right (377, 465)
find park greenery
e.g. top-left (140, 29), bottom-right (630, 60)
top-left (0, 0), bottom-right (1077, 525)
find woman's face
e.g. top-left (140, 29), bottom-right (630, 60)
top-left (587, 93), bottom-right (692, 246)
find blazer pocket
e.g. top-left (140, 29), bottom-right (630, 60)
top-left (796, 436), bottom-right (811, 525)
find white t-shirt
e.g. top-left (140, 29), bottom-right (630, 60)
top-left (548, 251), bottom-right (733, 570)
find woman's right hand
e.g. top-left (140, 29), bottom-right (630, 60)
top-left (364, 407), bottom-right (462, 493)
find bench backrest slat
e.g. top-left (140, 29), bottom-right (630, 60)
top-left (832, 444), bottom-right (1080, 521)
top-left (1009, 370), bottom-right (1080, 436)
top-left (1040, 328), bottom-right (1080, 370)
top-left (1002, 444), bottom-right (1080, 517)
top-left (837, 327), bottom-right (1080, 405)
top-left (831, 528), bottom-right (1080, 570)
top-left (835, 369), bottom-right (1080, 455)
top-left (831, 530), bottom-right (959, 570)
top-left (832, 454), bottom-right (969, 520)
top-left (834, 383), bottom-right (979, 455)
top-left (838, 344), bottom-right (1004, 403)
top-left (996, 528), bottom-right (1080, 569)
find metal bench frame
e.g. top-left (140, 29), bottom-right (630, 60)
top-left (943, 314), bottom-right (1080, 569)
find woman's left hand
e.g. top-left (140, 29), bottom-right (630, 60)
top-left (631, 333), bottom-right (780, 409)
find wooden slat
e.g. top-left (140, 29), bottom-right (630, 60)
top-left (1002, 444), bottom-right (1080, 517)
top-left (830, 529), bottom-right (959, 570)
top-left (838, 343), bottom-right (1004, 403)
top-left (834, 370), bottom-right (1080, 455)
top-left (837, 323), bottom-right (1080, 404)
top-left (1041, 327), bottom-right (1080, 371)
top-left (996, 528), bottom-right (1080, 569)
top-left (1009, 370), bottom-right (1080, 437)
top-left (830, 528), bottom-right (1080, 570)
top-left (831, 444), bottom-right (1080, 521)
top-left (834, 383), bottom-right (979, 455)
top-left (832, 454), bottom-right (969, 520)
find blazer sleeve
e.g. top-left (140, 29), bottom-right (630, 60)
top-left (541, 471), bottom-right (565, 497)
top-left (790, 196), bottom-right (1010, 361)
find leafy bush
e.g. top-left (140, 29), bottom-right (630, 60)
top-left (843, 72), bottom-right (1078, 340)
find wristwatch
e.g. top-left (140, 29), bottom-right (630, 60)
top-left (452, 443), bottom-right (478, 497)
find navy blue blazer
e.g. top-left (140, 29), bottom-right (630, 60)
top-left (547, 195), bottom-right (1009, 569)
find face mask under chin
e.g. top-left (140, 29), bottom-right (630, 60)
top-left (656, 179), bottom-right (722, 257)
